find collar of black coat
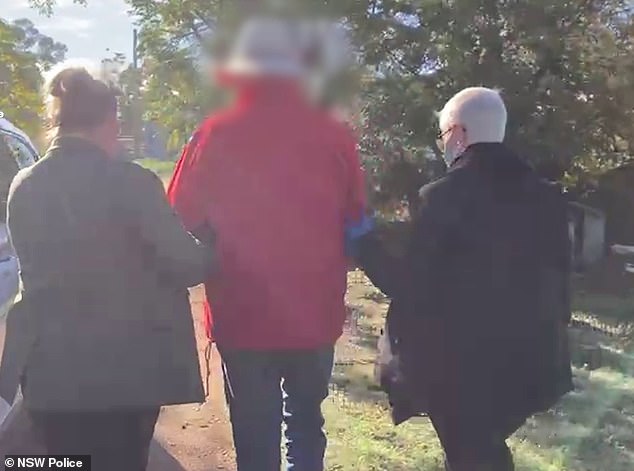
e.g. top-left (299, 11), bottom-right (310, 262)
top-left (449, 142), bottom-right (533, 179)
top-left (46, 135), bottom-right (109, 161)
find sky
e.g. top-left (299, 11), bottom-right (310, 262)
top-left (3, 0), bottom-right (135, 64)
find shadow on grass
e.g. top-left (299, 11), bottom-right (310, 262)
top-left (516, 367), bottom-right (634, 471)
top-left (330, 287), bottom-right (634, 470)
top-left (517, 292), bottom-right (634, 471)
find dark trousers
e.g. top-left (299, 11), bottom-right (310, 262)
top-left (29, 408), bottom-right (160, 471)
top-left (430, 411), bottom-right (518, 471)
top-left (221, 347), bottom-right (335, 471)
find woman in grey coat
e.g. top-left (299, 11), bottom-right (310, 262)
top-left (4, 66), bottom-right (215, 470)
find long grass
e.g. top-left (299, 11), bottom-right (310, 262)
top-left (324, 276), bottom-right (634, 470)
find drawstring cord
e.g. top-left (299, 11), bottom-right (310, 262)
top-left (203, 339), bottom-right (212, 399)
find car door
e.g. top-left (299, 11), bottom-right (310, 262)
top-left (0, 127), bottom-right (39, 427)
top-left (0, 131), bottom-right (38, 319)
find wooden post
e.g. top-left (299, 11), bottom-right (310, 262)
top-left (131, 29), bottom-right (141, 160)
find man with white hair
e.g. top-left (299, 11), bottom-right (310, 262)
top-left (357, 87), bottom-right (573, 470)
top-left (436, 87), bottom-right (507, 166)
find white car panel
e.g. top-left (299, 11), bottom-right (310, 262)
top-left (0, 224), bottom-right (19, 322)
top-left (0, 119), bottom-right (37, 427)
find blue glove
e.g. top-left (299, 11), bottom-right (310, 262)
top-left (345, 214), bottom-right (375, 257)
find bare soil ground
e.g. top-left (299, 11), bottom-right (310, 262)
top-left (147, 287), bottom-right (235, 471)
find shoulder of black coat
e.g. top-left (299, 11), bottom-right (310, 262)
top-left (417, 167), bottom-right (471, 205)
top-left (112, 160), bottom-right (162, 187)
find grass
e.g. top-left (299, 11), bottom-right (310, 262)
top-left (324, 272), bottom-right (634, 470)
top-left (137, 154), bottom-right (634, 469)
top-left (324, 393), bottom-right (444, 470)
top-left (573, 291), bottom-right (634, 326)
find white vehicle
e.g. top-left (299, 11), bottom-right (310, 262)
top-left (0, 117), bottom-right (39, 320)
top-left (0, 118), bottom-right (38, 428)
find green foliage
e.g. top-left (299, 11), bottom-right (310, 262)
top-left (0, 16), bottom-right (67, 139)
top-left (28, 0), bottom-right (87, 17)
top-left (100, 52), bottom-right (136, 135)
top-left (34, 0), bottom-right (634, 205)
top-left (336, 0), bottom-right (634, 195)
top-left (124, 0), bottom-right (634, 207)
top-left (127, 0), bottom-right (231, 152)
top-left (140, 52), bottom-right (220, 152)
top-left (11, 18), bottom-right (67, 70)
top-left (0, 19), bottom-right (44, 138)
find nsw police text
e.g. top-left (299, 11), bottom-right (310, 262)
top-left (4, 456), bottom-right (90, 470)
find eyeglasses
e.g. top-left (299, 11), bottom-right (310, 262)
top-left (436, 125), bottom-right (465, 152)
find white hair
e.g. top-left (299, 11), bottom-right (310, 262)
top-left (438, 87), bottom-right (507, 145)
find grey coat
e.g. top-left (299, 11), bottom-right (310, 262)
top-left (3, 136), bottom-right (213, 412)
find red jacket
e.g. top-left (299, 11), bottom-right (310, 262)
top-left (168, 78), bottom-right (366, 350)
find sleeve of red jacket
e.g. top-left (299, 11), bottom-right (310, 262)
top-left (167, 126), bottom-right (209, 231)
top-left (167, 123), bottom-right (215, 341)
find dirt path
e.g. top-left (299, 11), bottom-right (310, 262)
top-left (148, 287), bottom-right (235, 471)
top-left (0, 287), bottom-right (236, 470)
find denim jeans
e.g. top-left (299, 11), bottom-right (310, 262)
top-left (220, 347), bottom-right (335, 471)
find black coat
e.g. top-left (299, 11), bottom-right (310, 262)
top-left (359, 143), bottom-right (573, 426)
top-left (2, 136), bottom-right (214, 411)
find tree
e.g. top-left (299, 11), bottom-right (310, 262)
top-left (140, 53), bottom-right (219, 152)
top-left (0, 19), bottom-right (44, 138)
top-left (28, 0), bottom-right (87, 17)
top-left (33, 0), bottom-right (634, 208)
top-left (125, 0), bottom-right (234, 152)
top-left (335, 0), bottom-right (634, 199)
top-left (11, 18), bottom-right (67, 70)
top-left (125, 0), bottom-right (358, 152)
top-left (0, 15), bottom-right (68, 139)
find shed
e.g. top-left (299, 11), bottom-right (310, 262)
top-left (568, 202), bottom-right (606, 272)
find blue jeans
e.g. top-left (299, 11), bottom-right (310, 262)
top-left (220, 347), bottom-right (335, 471)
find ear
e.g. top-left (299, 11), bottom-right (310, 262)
top-left (454, 126), bottom-right (468, 147)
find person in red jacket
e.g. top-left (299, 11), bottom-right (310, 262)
top-left (168, 19), bottom-right (367, 471)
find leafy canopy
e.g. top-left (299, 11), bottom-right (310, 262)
top-left (26, 0), bottom-right (634, 203)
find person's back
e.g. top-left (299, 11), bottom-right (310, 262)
top-left (358, 88), bottom-right (572, 471)
top-left (15, 141), bottom-right (144, 303)
top-left (11, 139), bottom-right (205, 410)
top-left (178, 82), bottom-right (362, 349)
top-left (416, 143), bottom-right (571, 415)
top-left (168, 19), bottom-right (366, 471)
top-left (4, 65), bottom-right (213, 470)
